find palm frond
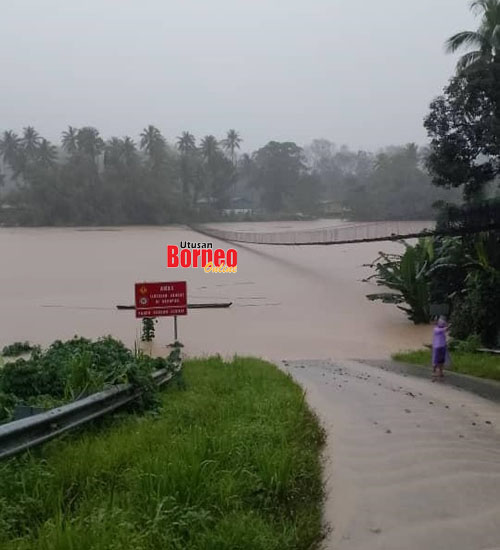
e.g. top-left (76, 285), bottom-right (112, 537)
top-left (470, 0), bottom-right (500, 17)
top-left (492, 23), bottom-right (500, 47)
top-left (457, 50), bottom-right (488, 71)
top-left (445, 30), bottom-right (485, 53)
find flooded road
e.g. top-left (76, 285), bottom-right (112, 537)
top-left (0, 221), bottom-right (431, 360)
top-left (286, 359), bottom-right (500, 550)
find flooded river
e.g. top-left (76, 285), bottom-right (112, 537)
top-left (0, 221), bottom-right (432, 360)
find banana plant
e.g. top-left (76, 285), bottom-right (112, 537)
top-left (365, 238), bottom-right (435, 323)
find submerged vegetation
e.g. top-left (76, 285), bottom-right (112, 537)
top-left (366, 238), bottom-right (436, 324)
top-left (0, 336), bottom-right (178, 422)
top-left (366, 230), bottom-right (500, 346)
top-left (141, 318), bottom-right (157, 342)
top-left (0, 357), bottom-right (325, 550)
top-left (1, 341), bottom-right (36, 357)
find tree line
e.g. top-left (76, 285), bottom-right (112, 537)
top-left (0, 126), bottom-right (242, 225)
top-left (0, 124), bottom-right (464, 226)
top-left (3, 0), bottom-right (499, 229)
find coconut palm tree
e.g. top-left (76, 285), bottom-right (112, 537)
top-left (37, 139), bottom-right (58, 167)
top-left (140, 125), bottom-right (166, 170)
top-left (140, 125), bottom-right (165, 156)
top-left (176, 131), bottom-right (196, 155)
top-left (21, 126), bottom-right (41, 159)
top-left (61, 126), bottom-right (79, 155)
top-left (0, 130), bottom-right (21, 171)
top-left (176, 132), bottom-right (198, 200)
top-left (446, 0), bottom-right (500, 72)
top-left (104, 138), bottom-right (125, 169)
top-left (221, 129), bottom-right (242, 165)
top-left (122, 137), bottom-right (139, 168)
top-left (76, 127), bottom-right (104, 161)
top-left (200, 135), bottom-right (219, 163)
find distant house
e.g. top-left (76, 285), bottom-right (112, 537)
top-left (222, 197), bottom-right (254, 216)
top-left (195, 197), bottom-right (216, 206)
top-left (0, 169), bottom-right (18, 196)
top-left (0, 203), bottom-right (25, 225)
top-left (319, 200), bottom-right (349, 217)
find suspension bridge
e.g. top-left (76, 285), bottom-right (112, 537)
top-left (191, 219), bottom-right (500, 246)
top-left (192, 221), bottom-right (434, 246)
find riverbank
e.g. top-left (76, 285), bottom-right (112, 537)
top-left (0, 356), bottom-right (325, 550)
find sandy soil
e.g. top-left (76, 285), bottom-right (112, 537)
top-left (284, 359), bottom-right (500, 550)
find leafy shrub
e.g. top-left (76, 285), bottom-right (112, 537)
top-left (451, 271), bottom-right (500, 347)
top-left (0, 359), bottom-right (55, 400)
top-left (0, 393), bottom-right (16, 422)
top-left (366, 238), bottom-right (434, 324)
top-left (141, 318), bottom-right (157, 342)
top-left (1, 341), bottom-right (36, 357)
top-left (367, 229), bottom-right (500, 343)
top-left (0, 336), bottom-right (180, 423)
top-left (448, 334), bottom-right (482, 353)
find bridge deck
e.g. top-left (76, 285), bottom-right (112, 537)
top-left (193, 220), bottom-right (500, 245)
top-left (193, 221), bottom-right (436, 245)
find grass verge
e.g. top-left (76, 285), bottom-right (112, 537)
top-left (0, 356), bottom-right (325, 550)
top-left (392, 349), bottom-right (500, 381)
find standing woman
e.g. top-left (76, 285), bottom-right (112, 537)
top-left (432, 316), bottom-right (450, 381)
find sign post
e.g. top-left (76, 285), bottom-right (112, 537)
top-left (134, 281), bottom-right (187, 342)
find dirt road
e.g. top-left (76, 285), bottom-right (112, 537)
top-left (284, 359), bottom-right (500, 550)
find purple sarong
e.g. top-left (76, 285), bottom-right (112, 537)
top-left (432, 325), bottom-right (450, 366)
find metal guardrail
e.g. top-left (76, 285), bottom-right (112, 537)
top-left (0, 364), bottom-right (181, 460)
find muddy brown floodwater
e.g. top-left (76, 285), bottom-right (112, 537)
top-left (0, 221), bottom-right (432, 360)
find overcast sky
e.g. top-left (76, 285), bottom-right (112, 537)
top-left (1, 0), bottom-right (477, 152)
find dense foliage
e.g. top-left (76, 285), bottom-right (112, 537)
top-left (0, 336), bottom-right (179, 422)
top-left (437, 198), bottom-right (500, 233)
top-left (247, 141), bottom-right (318, 213)
top-left (448, 230), bottom-right (500, 346)
top-left (0, 126), bottom-right (239, 225)
top-left (0, 122), bottom-right (456, 224)
top-left (369, 1), bottom-right (500, 349)
top-left (366, 232), bottom-right (500, 346)
top-left (365, 238), bottom-right (436, 324)
top-left (1, 341), bottom-right (36, 357)
top-left (306, 140), bottom-right (454, 220)
top-left (425, 0), bottom-right (500, 202)
top-left (424, 66), bottom-right (500, 201)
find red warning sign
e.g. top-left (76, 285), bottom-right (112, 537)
top-left (134, 281), bottom-right (187, 318)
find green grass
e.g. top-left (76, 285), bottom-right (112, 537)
top-left (0, 356), bottom-right (325, 550)
top-left (392, 349), bottom-right (500, 381)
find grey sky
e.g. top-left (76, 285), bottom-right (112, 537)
top-left (1, 0), bottom-right (476, 152)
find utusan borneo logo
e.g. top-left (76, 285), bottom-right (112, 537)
top-left (168, 242), bottom-right (238, 273)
